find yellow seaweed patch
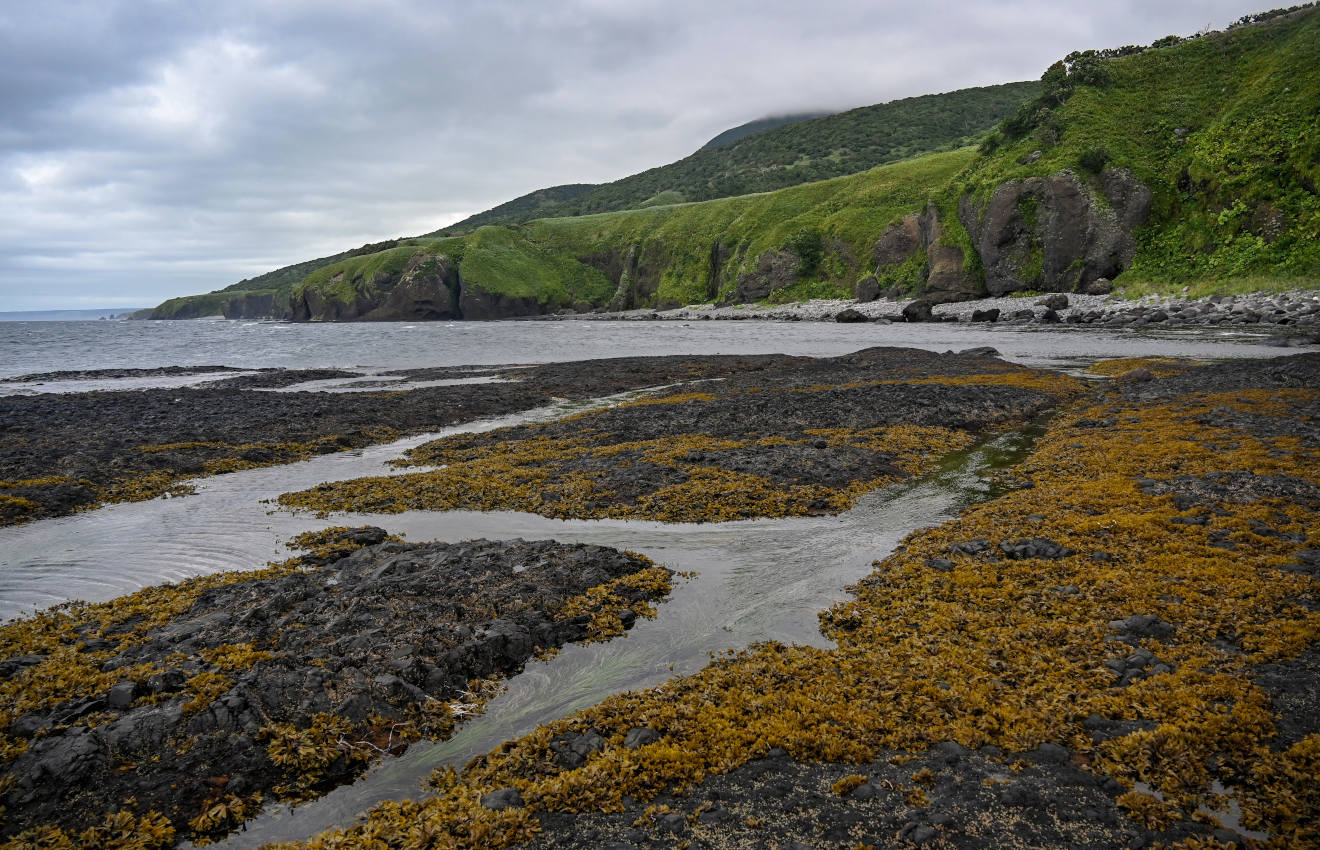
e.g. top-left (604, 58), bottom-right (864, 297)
top-left (556, 565), bottom-right (674, 642)
top-left (1087, 357), bottom-right (1195, 377)
top-left (274, 373), bottom-right (1319, 850)
top-left (280, 425), bottom-right (976, 523)
top-left (615, 392), bottom-right (718, 407)
top-left (0, 810), bottom-right (177, 850)
top-left (908, 371), bottom-right (1090, 396)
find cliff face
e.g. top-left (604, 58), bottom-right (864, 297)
top-left (958, 169), bottom-right (1151, 296)
top-left (290, 251), bottom-right (563, 322)
top-left (866, 169), bottom-right (1152, 302)
top-left (292, 253), bottom-right (463, 322)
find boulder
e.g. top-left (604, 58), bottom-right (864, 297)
top-left (854, 275), bottom-right (881, 303)
top-left (834, 308), bottom-right (867, 323)
top-left (902, 299), bottom-right (934, 323)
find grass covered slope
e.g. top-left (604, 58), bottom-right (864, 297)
top-left (290, 149), bottom-right (973, 315)
top-left (527, 148), bottom-right (975, 305)
top-left (438, 83), bottom-right (1036, 233)
top-left (958, 6), bottom-right (1320, 289)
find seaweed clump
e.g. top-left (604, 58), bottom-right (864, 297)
top-left (272, 354), bottom-right (1319, 849)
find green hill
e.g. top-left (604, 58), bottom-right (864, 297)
top-left (154, 6), bottom-right (1319, 321)
top-left (951, 4), bottom-right (1320, 292)
top-left (436, 82), bottom-right (1037, 233)
top-left (697, 112), bottom-right (832, 150)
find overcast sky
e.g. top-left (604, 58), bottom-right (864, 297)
top-left (1, 0), bottom-right (1259, 311)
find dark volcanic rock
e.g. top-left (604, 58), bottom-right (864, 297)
top-left (524, 742), bottom-right (1223, 850)
top-left (853, 275), bottom-right (881, 303)
top-left (1, 353), bottom-right (830, 525)
top-left (901, 299), bottom-right (934, 322)
top-left (958, 169), bottom-right (1152, 295)
top-left (0, 537), bottom-right (669, 842)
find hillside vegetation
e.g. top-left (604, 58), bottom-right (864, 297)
top-left (285, 150), bottom-right (972, 317)
top-left (950, 3), bottom-right (1320, 289)
top-left (153, 6), bottom-right (1319, 320)
top-left (438, 82), bottom-right (1037, 232)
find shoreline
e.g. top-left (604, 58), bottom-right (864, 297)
top-left (1, 349), bottom-right (1317, 848)
top-left (573, 288), bottom-right (1320, 338)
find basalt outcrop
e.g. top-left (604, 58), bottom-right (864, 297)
top-left (872, 169), bottom-right (1152, 303)
top-left (959, 168), bottom-right (1152, 296)
top-left (0, 532), bottom-right (672, 845)
top-left (292, 252), bottom-right (463, 321)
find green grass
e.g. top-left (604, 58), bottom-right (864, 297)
top-left (457, 226), bottom-right (613, 305)
top-left (437, 82), bottom-right (1037, 232)
top-left (955, 7), bottom-right (1320, 290)
top-left (1114, 274), bottom-right (1320, 299)
top-left (524, 149), bottom-right (975, 306)
top-left (295, 245), bottom-right (421, 304)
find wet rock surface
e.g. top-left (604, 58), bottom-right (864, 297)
top-left (0, 353), bottom-right (818, 525)
top-left (0, 365), bottom-right (245, 384)
top-left (280, 347), bottom-right (1084, 522)
top-left (525, 745), bottom-right (1226, 850)
top-left (0, 533), bottom-right (669, 843)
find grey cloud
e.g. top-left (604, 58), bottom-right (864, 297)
top-left (0, 0), bottom-right (1257, 310)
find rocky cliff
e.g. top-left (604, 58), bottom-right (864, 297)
top-left (866, 168), bottom-right (1152, 303)
top-left (292, 252), bottom-right (462, 321)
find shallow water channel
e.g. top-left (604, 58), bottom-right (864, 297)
top-left (0, 379), bottom-right (1042, 848)
top-left (193, 423), bottom-right (1039, 848)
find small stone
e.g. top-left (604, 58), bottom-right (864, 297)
top-left (656, 813), bottom-right (687, 834)
top-left (924, 557), bottom-right (955, 572)
top-left (623, 727), bottom-right (659, 749)
top-left (851, 782), bottom-right (877, 800)
top-left (480, 787), bottom-right (525, 810)
top-left (1031, 742), bottom-right (1070, 764)
top-left (106, 681), bottom-right (140, 710)
top-left (910, 824), bottom-right (938, 845)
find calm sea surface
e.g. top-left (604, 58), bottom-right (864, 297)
top-left (0, 317), bottom-right (1287, 383)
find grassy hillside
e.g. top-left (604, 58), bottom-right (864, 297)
top-left (951, 4), bottom-right (1320, 289)
top-left (291, 150), bottom-right (972, 313)
top-left (527, 149), bottom-right (975, 305)
top-left (437, 82), bottom-right (1037, 233)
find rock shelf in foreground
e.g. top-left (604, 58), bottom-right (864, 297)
top-left (0, 530), bottom-right (671, 846)
top-left (271, 353), bottom-right (1319, 850)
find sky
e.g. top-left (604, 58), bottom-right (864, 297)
top-left (0, 0), bottom-right (1261, 311)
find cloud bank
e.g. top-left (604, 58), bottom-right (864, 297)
top-left (0, 0), bottom-right (1254, 309)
